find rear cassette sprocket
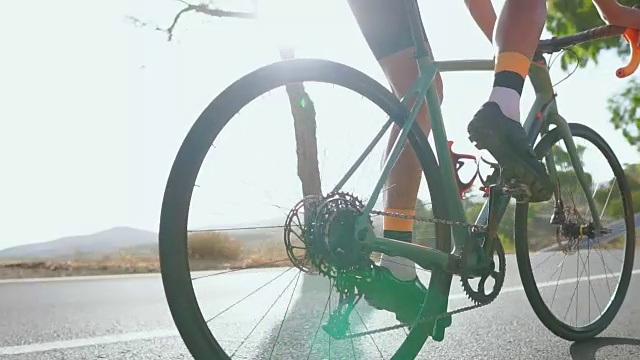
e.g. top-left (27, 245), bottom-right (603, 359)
top-left (310, 191), bottom-right (373, 279)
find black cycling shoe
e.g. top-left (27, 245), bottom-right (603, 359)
top-left (468, 101), bottom-right (553, 203)
top-left (362, 265), bottom-right (428, 326)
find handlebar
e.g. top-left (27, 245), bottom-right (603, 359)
top-left (537, 25), bottom-right (640, 78)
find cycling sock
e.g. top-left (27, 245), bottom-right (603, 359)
top-left (382, 208), bottom-right (415, 236)
top-left (488, 51), bottom-right (530, 121)
top-left (380, 208), bottom-right (416, 281)
top-left (383, 230), bottom-right (413, 242)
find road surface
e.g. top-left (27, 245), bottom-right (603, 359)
top-left (0, 251), bottom-right (639, 360)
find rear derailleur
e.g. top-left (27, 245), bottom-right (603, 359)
top-left (321, 268), bottom-right (371, 339)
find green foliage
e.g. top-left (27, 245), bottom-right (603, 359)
top-left (463, 199), bottom-right (518, 253)
top-left (546, 0), bottom-right (635, 70)
top-left (549, 144), bottom-right (587, 170)
top-left (623, 162), bottom-right (640, 190)
top-left (606, 188), bottom-right (640, 217)
top-left (608, 78), bottom-right (640, 149)
top-left (593, 163), bottom-right (640, 217)
top-left (546, 0), bottom-right (639, 149)
top-left (414, 198), bottom-right (436, 246)
top-left (498, 232), bottom-right (516, 253)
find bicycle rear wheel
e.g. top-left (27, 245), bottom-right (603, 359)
top-left (514, 122), bottom-right (635, 341)
top-left (158, 58), bottom-right (450, 359)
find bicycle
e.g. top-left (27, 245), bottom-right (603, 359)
top-left (158, 3), bottom-right (639, 358)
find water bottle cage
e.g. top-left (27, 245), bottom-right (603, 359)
top-left (448, 141), bottom-right (500, 199)
top-left (448, 141), bottom-right (478, 199)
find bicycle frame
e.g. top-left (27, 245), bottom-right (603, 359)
top-left (336, 1), bottom-right (603, 274)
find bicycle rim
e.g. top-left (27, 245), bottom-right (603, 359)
top-left (514, 122), bottom-right (635, 341)
top-left (158, 58), bottom-right (449, 359)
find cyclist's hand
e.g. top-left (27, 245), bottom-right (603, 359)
top-left (592, 0), bottom-right (640, 29)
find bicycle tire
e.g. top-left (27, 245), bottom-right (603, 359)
top-left (514, 123), bottom-right (635, 341)
top-left (158, 58), bottom-right (451, 359)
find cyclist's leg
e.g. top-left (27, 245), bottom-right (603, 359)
top-left (347, 0), bottom-right (440, 324)
top-left (377, 50), bottom-right (443, 280)
top-left (468, 0), bottom-right (553, 202)
top-left (348, 0), bottom-right (443, 281)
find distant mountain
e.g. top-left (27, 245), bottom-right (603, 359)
top-left (0, 215), bottom-right (386, 261)
top-left (0, 227), bottom-right (159, 260)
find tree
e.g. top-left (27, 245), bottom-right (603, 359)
top-left (593, 162), bottom-right (640, 217)
top-left (548, 143), bottom-right (587, 171)
top-left (129, 1), bottom-right (322, 197)
top-left (546, 0), bottom-right (640, 149)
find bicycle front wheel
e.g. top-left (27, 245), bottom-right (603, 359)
top-left (158, 58), bottom-right (449, 359)
top-left (514, 122), bottom-right (635, 341)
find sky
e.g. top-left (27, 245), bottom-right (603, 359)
top-left (0, 0), bottom-right (638, 250)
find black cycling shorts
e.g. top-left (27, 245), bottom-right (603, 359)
top-left (347, 0), bottom-right (429, 60)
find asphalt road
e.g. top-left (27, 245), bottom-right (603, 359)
top-left (1, 250), bottom-right (639, 360)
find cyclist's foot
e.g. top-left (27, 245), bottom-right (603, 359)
top-left (362, 265), bottom-right (428, 326)
top-left (467, 101), bottom-right (553, 203)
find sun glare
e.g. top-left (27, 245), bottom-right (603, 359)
top-left (255, 0), bottom-right (325, 49)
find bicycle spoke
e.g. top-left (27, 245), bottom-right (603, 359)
top-left (549, 255), bottom-right (568, 308)
top-left (230, 270), bottom-right (302, 358)
top-left (268, 270), bottom-right (302, 359)
top-left (206, 267), bottom-right (295, 323)
top-left (306, 282), bottom-right (334, 360)
top-left (191, 258), bottom-right (291, 281)
top-left (354, 308), bottom-right (384, 360)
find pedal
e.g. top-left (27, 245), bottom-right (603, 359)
top-left (478, 157), bottom-right (501, 197)
top-left (503, 181), bottom-right (532, 203)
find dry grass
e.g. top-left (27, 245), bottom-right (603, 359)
top-left (0, 231), bottom-right (292, 280)
top-left (595, 235), bottom-right (640, 250)
top-left (0, 257), bottom-right (160, 279)
top-left (2, 231), bottom-right (635, 280)
top-left (187, 231), bottom-right (291, 271)
top-left (188, 231), bottom-right (242, 263)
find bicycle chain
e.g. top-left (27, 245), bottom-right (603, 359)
top-left (332, 208), bottom-right (496, 340)
top-left (370, 209), bottom-right (488, 232)
top-left (341, 300), bottom-right (486, 339)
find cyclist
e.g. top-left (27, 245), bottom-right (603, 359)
top-left (347, 0), bottom-right (640, 325)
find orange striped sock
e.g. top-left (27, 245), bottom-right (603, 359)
top-left (490, 51), bottom-right (531, 121)
top-left (383, 208), bottom-right (414, 242)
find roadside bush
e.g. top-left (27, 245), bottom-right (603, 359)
top-left (498, 232), bottom-right (515, 254)
top-left (188, 231), bottom-right (241, 262)
top-left (605, 189), bottom-right (640, 218)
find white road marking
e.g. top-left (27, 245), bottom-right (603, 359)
top-left (0, 273), bottom-right (161, 284)
top-left (0, 329), bottom-right (179, 356)
top-left (449, 268), bottom-right (640, 300)
top-left (0, 270), bottom-right (231, 285)
top-left (0, 268), bottom-right (638, 355)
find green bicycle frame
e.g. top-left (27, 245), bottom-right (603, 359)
top-left (336, 0), bottom-right (603, 273)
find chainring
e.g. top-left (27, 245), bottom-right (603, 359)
top-left (460, 236), bottom-right (506, 306)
